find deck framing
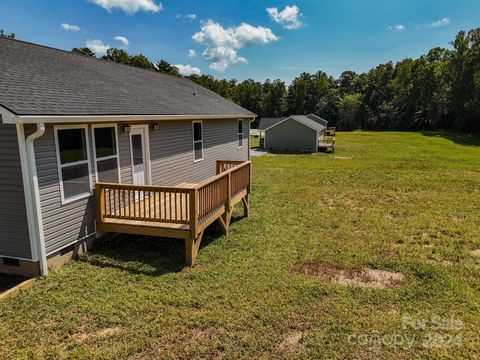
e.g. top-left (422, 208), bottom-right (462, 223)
top-left (95, 160), bottom-right (251, 265)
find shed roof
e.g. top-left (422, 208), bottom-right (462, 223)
top-left (287, 115), bottom-right (326, 132)
top-left (258, 117), bottom-right (286, 130)
top-left (306, 114), bottom-right (328, 127)
top-left (0, 37), bottom-right (255, 118)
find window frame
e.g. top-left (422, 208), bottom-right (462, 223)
top-left (54, 124), bottom-right (93, 205)
top-left (238, 119), bottom-right (244, 148)
top-left (92, 123), bottom-right (121, 185)
top-left (192, 120), bottom-right (204, 163)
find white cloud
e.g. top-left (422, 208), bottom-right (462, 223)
top-left (177, 13), bottom-right (197, 21)
top-left (88, 0), bottom-right (162, 14)
top-left (192, 20), bottom-right (278, 72)
top-left (388, 24), bottom-right (406, 32)
top-left (188, 49), bottom-right (197, 58)
top-left (114, 35), bottom-right (129, 46)
top-left (266, 5), bottom-right (303, 30)
top-left (174, 64), bottom-right (201, 76)
top-left (427, 17), bottom-right (451, 28)
top-left (86, 39), bottom-right (110, 55)
top-left (61, 23), bottom-right (80, 32)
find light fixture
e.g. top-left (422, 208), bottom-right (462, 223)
top-left (123, 125), bottom-right (131, 133)
top-left (152, 123), bottom-right (160, 131)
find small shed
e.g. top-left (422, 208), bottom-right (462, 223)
top-left (260, 115), bottom-right (326, 153)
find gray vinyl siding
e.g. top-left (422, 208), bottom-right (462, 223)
top-left (265, 118), bottom-right (317, 152)
top-left (33, 119), bottom-right (248, 255)
top-left (34, 125), bottom-right (96, 255)
top-left (0, 124), bottom-right (31, 259)
top-left (149, 119), bottom-right (249, 185)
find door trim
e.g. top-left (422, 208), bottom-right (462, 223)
top-left (129, 124), bottom-right (151, 185)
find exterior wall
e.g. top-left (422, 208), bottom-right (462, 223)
top-left (149, 119), bottom-right (249, 185)
top-left (265, 118), bottom-right (317, 152)
top-left (0, 124), bottom-right (31, 259)
top-left (32, 118), bottom-right (249, 257)
top-left (33, 124), bottom-right (97, 255)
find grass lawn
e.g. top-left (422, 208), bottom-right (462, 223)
top-left (1, 131), bottom-right (480, 359)
top-left (250, 134), bottom-right (260, 148)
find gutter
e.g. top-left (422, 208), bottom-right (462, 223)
top-left (4, 113), bottom-right (256, 125)
top-left (25, 123), bottom-right (48, 276)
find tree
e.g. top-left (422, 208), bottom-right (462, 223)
top-left (72, 47), bottom-right (96, 57)
top-left (262, 79), bottom-right (287, 117)
top-left (0, 29), bottom-right (15, 39)
top-left (101, 48), bottom-right (130, 64)
top-left (155, 60), bottom-right (180, 76)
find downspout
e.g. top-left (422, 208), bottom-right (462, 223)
top-left (25, 123), bottom-right (48, 276)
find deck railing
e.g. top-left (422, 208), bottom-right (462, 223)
top-left (96, 160), bottom-right (251, 236)
top-left (96, 183), bottom-right (192, 225)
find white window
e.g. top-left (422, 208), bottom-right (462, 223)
top-left (193, 120), bottom-right (203, 162)
top-left (54, 125), bottom-right (93, 205)
top-left (238, 120), bottom-right (244, 148)
top-left (92, 124), bottom-right (120, 183)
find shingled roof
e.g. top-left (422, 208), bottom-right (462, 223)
top-left (0, 37), bottom-right (255, 117)
top-left (258, 117), bottom-right (286, 130)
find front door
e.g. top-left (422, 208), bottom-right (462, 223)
top-left (130, 127), bottom-right (148, 185)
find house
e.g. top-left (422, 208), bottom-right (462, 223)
top-left (258, 115), bottom-right (330, 153)
top-left (0, 38), bottom-right (255, 277)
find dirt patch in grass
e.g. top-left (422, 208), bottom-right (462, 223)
top-left (277, 330), bottom-right (305, 352)
top-left (470, 249), bottom-right (480, 257)
top-left (296, 263), bottom-right (405, 289)
top-left (0, 273), bottom-right (29, 293)
top-left (71, 327), bottom-right (123, 342)
top-left (334, 156), bottom-right (352, 160)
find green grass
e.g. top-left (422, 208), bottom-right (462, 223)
top-left (250, 134), bottom-right (260, 148)
top-left (2, 131), bottom-right (480, 359)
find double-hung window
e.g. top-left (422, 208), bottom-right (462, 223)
top-left (93, 125), bottom-right (120, 183)
top-left (55, 126), bottom-right (92, 204)
top-left (238, 120), bottom-right (244, 148)
top-left (193, 121), bottom-right (203, 162)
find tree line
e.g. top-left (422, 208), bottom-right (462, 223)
top-left (3, 26), bottom-right (480, 132)
top-left (189, 28), bottom-right (480, 133)
top-left (10, 27), bottom-right (478, 133)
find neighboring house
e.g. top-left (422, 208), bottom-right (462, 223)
top-left (0, 38), bottom-right (255, 277)
top-left (259, 115), bottom-right (327, 153)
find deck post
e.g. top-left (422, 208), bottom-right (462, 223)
top-left (186, 189), bottom-right (199, 264)
top-left (95, 184), bottom-right (105, 223)
top-left (185, 231), bottom-right (204, 265)
top-left (242, 194), bottom-right (249, 218)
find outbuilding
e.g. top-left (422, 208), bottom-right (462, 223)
top-left (259, 114), bottom-right (327, 153)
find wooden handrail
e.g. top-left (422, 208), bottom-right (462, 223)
top-left (216, 160), bottom-right (246, 174)
top-left (95, 160), bottom-right (251, 234)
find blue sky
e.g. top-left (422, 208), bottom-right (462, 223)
top-left (1, 0), bottom-right (480, 83)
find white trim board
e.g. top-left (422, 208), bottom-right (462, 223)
top-left (5, 113), bottom-right (256, 124)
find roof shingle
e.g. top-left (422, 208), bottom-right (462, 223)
top-left (0, 38), bottom-right (255, 117)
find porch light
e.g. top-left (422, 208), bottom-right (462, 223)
top-left (122, 125), bottom-right (131, 133)
top-left (152, 123), bottom-right (160, 131)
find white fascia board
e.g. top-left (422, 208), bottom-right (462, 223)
top-left (0, 104), bottom-right (16, 124)
top-left (10, 114), bottom-right (256, 124)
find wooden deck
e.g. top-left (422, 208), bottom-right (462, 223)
top-left (318, 138), bottom-right (336, 152)
top-left (326, 127), bottom-right (336, 136)
top-left (95, 160), bottom-right (251, 264)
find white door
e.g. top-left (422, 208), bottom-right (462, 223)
top-left (130, 127), bottom-right (148, 185)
